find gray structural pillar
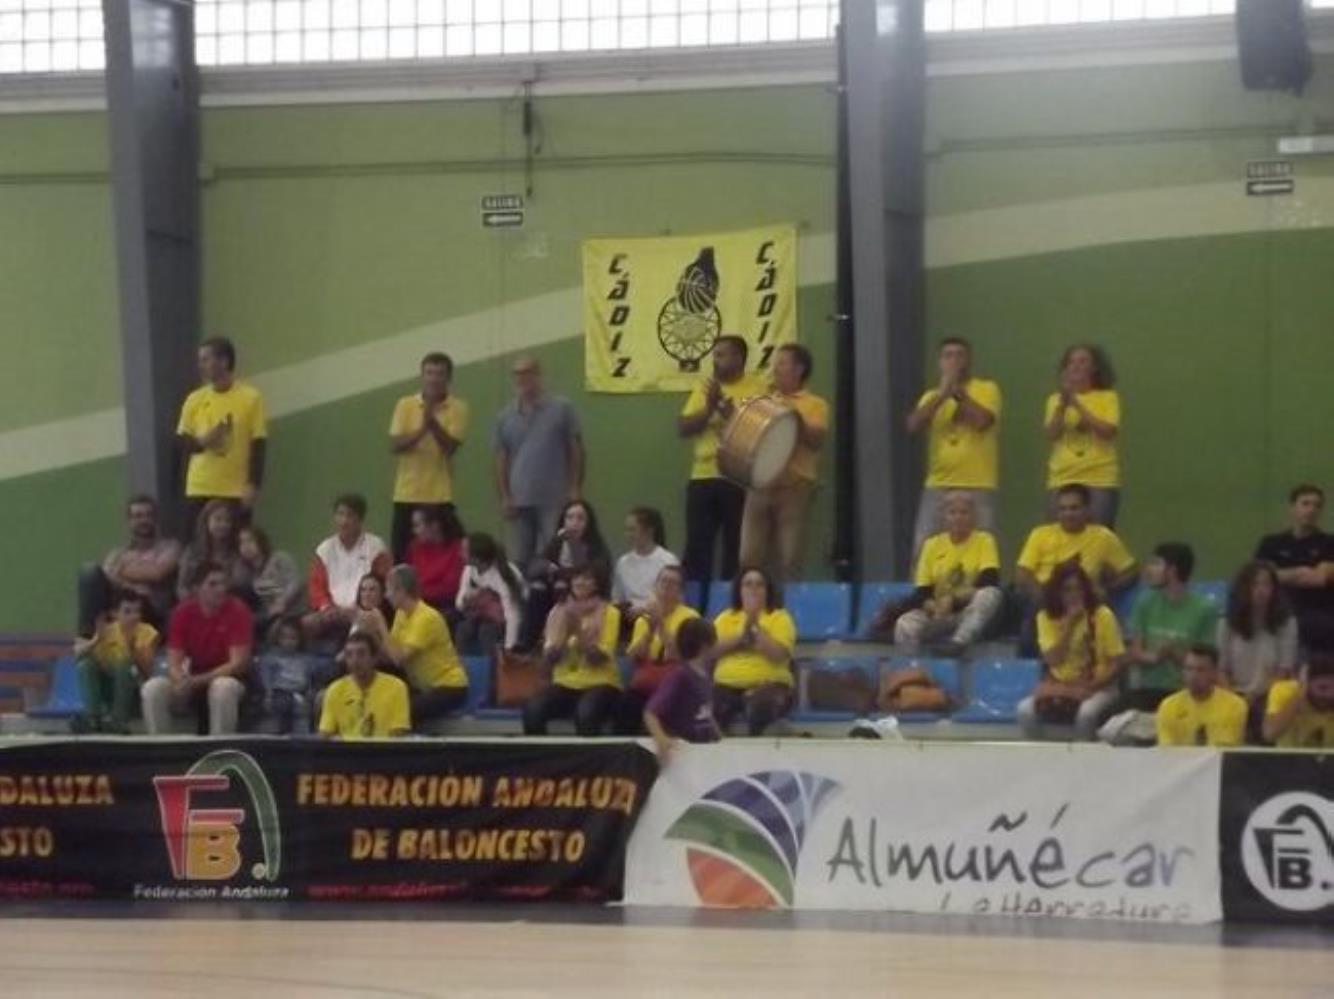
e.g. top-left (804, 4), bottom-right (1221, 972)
top-left (840, 0), bottom-right (926, 579)
top-left (102, 0), bottom-right (200, 532)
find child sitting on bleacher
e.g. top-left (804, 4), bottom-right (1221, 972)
top-left (258, 616), bottom-right (321, 734)
top-left (644, 617), bottom-right (722, 762)
top-left (72, 592), bottom-right (159, 734)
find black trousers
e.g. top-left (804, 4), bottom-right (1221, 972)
top-left (713, 682), bottom-right (793, 737)
top-left (522, 684), bottom-right (620, 737)
top-left (683, 478), bottom-right (746, 583)
top-left (391, 502), bottom-right (417, 563)
top-left (410, 685), bottom-right (467, 729)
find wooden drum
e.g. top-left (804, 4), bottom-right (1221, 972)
top-left (717, 396), bottom-right (799, 490)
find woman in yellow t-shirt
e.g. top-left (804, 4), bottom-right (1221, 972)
top-left (1043, 344), bottom-right (1122, 527)
top-left (712, 567), bottom-right (797, 736)
top-left (615, 564), bottom-right (699, 735)
top-left (523, 565), bottom-right (622, 737)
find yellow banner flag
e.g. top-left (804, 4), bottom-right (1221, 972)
top-left (583, 224), bottom-right (798, 393)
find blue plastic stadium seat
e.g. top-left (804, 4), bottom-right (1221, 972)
top-left (27, 655), bottom-right (85, 719)
top-left (705, 583), bottom-right (731, 620)
top-left (1192, 580), bottom-right (1228, 613)
top-left (683, 579), bottom-right (705, 612)
top-left (1110, 581), bottom-right (1142, 624)
top-left (884, 657), bottom-right (961, 721)
top-left (461, 655), bottom-right (492, 714)
top-left (954, 658), bottom-right (1042, 724)
top-left (617, 656), bottom-right (634, 689)
top-left (786, 582), bottom-right (854, 641)
top-left (794, 656), bottom-right (877, 722)
top-left (856, 581), bottom-right (917, 639)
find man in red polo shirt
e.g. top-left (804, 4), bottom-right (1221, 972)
top-left (141, 561), bottom-right (253, 734)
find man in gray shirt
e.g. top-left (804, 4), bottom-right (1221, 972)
top-left (492, 356), bottom-right (585, 570)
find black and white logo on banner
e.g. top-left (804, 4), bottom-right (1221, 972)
top-left (1240, 792), bottom-right (1334, 912)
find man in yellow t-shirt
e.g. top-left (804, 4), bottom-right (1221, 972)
top-left (387, 352), bottom-right (470, 560)
top-left (1156, 644), bottom-right (1247, 747)
top-left (72, 592), bottom-right (160, 734)
top-left (1263, 655), bottom-right (1334, 748)
top-left (175, 336), bottom-right (268, 533)
top-left (739, 344), bottom-right (829, 582)
top-left (319, 632), bottom-right (411, 739)
top-left (678, 336), bottom-right (767, 585)
top-left (907, 338), bottom-right (1002, 554)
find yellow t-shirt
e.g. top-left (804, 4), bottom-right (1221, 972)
top-left (1036, 605), bottom-right (1124, 684)
top-left (921, 378), bottom-right (1002, 489)
top-left (1265, 680), bottom-right (1334, 749)
top-left (915, 530), bottom-right (1000, 605)
top-left (176, 381), bottom-right (268, 499)
top-left (388, 394), bottom-right (470, 504)
top-left (319, 672), bottom-right (411, 739)
top-left (713, 608), bottom-right (796, 689)
top-left (1017, 523), bottom-right (1135, 586)
top-left (1156, 687), bottom-right (1247, 747)
top-left (89, 622), bottom-right (159, 671)
top-left (681, 372), bottom-right (768, 480)
top-left (775, 389), bottom-right (829, 484)
top-left (629, 603), bottom-right (700, 662)
top-left (552, 604), bottom-right (622, 690)
top-left (1045, 389), bottom-right (1121, 488)
top-left (390, 600), bottom-right (466, 691)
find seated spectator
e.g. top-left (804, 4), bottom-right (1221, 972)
top-left (645, 617), bottom-right (722, 762)
top-left (359, 565), bottom-right (468, 727)
top-left (455, 533), bottom-right (526, 658)
top-left (1263, 653), bottom-right (1334, 748)
top-left (303, 493), bottom-right (392, 642)
top-left (712, 567), bottom-right (797, 737)
top-left (257, 617), bottom-right (321, 735)
top-left (318, 632), bottom-right (411, 740)
top-left (615, 564), bottom-right (699, 735)
top-left (1155, 644), bottom-right (1247, 747)
top-left (78, 495), bottom-right (180, 636)
top-left (612, 507), bottom-right (679, 622)
top-left (894, 491), bottom-right (1003, 655)
top-left (1254, 484), bottom-right (1334, 652)
top-left (523, 565), bottom-right (622, 736)
top-left (521, 499), bottom-right (612, 650)
top-left (142, 562), bottom-right (253, 735)
top-left (239, 524), bottom-right (304, 641)
top-left (72, 592), bottom-right (159, 734)
top-left (1218, 560), bottom-right (1297, 741)
top-left (333, 573), bottom-right (395, 672)
top-left (1124, 543), bottom-right (1218, 713)
top-left (177, 498), bottom-right (251, 602)
top-left (406, 504), bottom-right (466, 618)
top-left (1018, 564), bottom-right (1125, 741)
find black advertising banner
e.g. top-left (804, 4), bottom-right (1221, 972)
top-left (0, 738), bottom-right (658, 903)
top-left (1219, 752), bottom-right (1333, 924)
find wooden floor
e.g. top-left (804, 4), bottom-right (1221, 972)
top-left (1, 909), bottom-right (1330, 998)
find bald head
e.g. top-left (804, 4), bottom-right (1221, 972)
top-left (510, 355), bottom-right (542, 400)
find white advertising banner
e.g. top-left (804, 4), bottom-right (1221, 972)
top-left (625, 742), bottom-right (1223, 924)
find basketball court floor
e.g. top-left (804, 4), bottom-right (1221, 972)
top-left (2, 903), bottom-right (1329, 997)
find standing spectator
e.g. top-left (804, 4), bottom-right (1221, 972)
top-left (1125, 543), bottom-right (1219, 713)
top-left (1218, 560), bottom-right (1298, 740)
top-left (739, 343), bottom-right (829, 582)
top-left (388, 352), bottom-right (469, 561)
top-left (906, 338), bottom-right (1001, 553)
top-left (679, 336), bottom-right (767, 586)
top-left (303, 494), bottom-right (392, 642)
top-left (612, 507), bottom-right (679, 621)
top-left (522, 500), bottom-right (612, 651)
top-left (615, 564), bottom-right (699, 735)
top-left (455, 533), bottom-right (525, 657)
top-left (360, 565), bottom-right (468, 727)
top-left (318, 632), bottom-right (411, 740)
top-left (644, 617), bottom-right (722, 762)
top-left (175, 336), bottom-right (267, 530)
top-left (406, 505), bottom-right (466, 618)
top-left (1017, 563), bottom-right (1126, 741)
top-left (238, 524), bottom-right (304, 641)
top-left (1155, 644), bottom-right (1247, 747)
top-left (256, 617), bottom-right (320, 735)
top-left (72, 593), bottom-right (159, 734)
top-left (177, 499), bottom-right (251, 602)
top-left (1263, 653), bottom-right (1334, 748)
top-left (1254, 485), bottom-right (1334, 652)
top-left (1044, 344), bottom-right (1121, 526)
top-left (894, 491), bottom-right (1003, 655)
top-left (142, 562), bottom-right (253, 735)
top-left (712, 567), bottom-right (797, 736)
top-left (523, 565), bottom-right (622, 736)
top-left (493, 355), bottom-right (585, 571)
top-left (79, 495), bottom-right (180, 636)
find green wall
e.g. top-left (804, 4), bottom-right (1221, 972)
top-left (1, 53), bottom-right (1332, 632)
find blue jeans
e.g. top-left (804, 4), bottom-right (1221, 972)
top-left (508, 503), bottom-right (563, 575)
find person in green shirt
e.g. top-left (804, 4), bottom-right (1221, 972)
top-left (1126, 543), bottom-right (1218, 711)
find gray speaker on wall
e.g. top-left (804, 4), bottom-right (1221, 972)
top-left (1236, 0), bottom-right (1312, 94)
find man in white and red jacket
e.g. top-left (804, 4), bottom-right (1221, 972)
top-left (302, 493), bottom-right (392, 641)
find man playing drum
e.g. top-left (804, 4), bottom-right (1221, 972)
top-left (739, 344), bottom-right (828, 582)
top-left (678, 337), bottom-right (767, 586)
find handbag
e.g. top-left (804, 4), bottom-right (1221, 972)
top-left (1033, 678), bottom-right (1092, 724)
top-left (495, 649), bottom-right (546, 708)
top-left (807, 666), bottom-right (876, 715)
top-left (879, 666), bottom-right (952, 714)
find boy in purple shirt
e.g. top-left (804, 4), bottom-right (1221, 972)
top-left (645, 617), bottom-right (721, 761)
